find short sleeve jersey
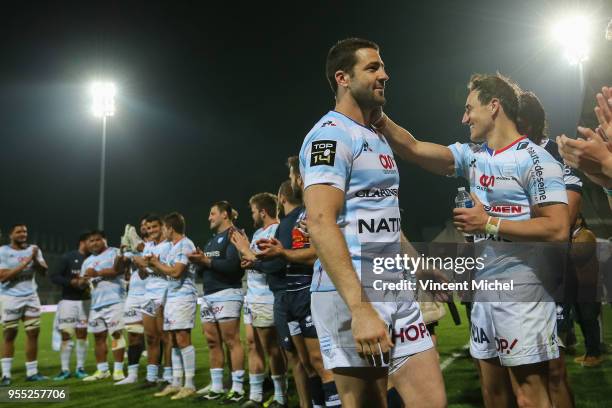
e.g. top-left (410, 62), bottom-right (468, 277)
top-left (81, 247), bottom-right (125, 309)
top-left (165, 237), bottom-right (197, 299)
top-left (142, 240), bottom-right (173, 298)
top-left (299, 111), bottom-right (401, 292)
top-left (245, 223), bottom-right (279, 304)
top-left (448, 136), bottom-right (568, 280)
top-left (0, 245), bottom-right (45, 297)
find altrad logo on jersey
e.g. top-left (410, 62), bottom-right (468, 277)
top-left (356, 188), bottom-right (399, 198)
top-left (310, 140), bottom-right (337, 167)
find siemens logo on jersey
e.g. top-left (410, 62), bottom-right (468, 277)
top-left (356, 188), bottom-right (399, 198)
top-left (358, 217), bottom-right (401, 234)
top-left (526, 147), bottom-right (547, 201)
top-left (483, 205), bottom-right (523, 214)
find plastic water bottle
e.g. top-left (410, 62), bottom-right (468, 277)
top-left (455, 187), bottom-right (474, 242)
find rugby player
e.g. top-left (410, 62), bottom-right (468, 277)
top-left (0, 224), bottom-right (49, 385)
top-left (115, 219), bottom-right (150, 385)
top-left (230, 192), bottom-right (287, 407)
top-left (189, 201), bottom-right (246, 403)
top-left (255, 157), bottom-right (340, 408)
top-left (243, 180), bottom-right (312, 408)
top-left (133, 214), bottom-right (173, 388)
top-left (149, 212), bottom-right (198, 400)
top-left (50, 232), bottom-right (91, 380)
top-left (375, 73), bottom-right (569, 407)
top-left (299, 38), bottom-right (445, 407)
top-left (80, 230), bottom-right (126, 382)
top-left (518, 90), bottom-right (582, 408)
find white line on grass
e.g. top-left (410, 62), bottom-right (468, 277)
top-left (440, 343), bottom-right (470, 371)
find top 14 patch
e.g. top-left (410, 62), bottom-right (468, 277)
top-left (310, 140), bottom-right (337, 167)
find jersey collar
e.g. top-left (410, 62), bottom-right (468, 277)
top-left (484, 136), bottom-right (527, 156)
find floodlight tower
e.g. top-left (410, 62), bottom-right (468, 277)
top-left (91, 81), bottom-right (116, 230)
top-left (552, 15), bottom-right (590, 93)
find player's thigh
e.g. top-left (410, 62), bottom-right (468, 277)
top-left (479, 357), bottom-right (512, 393)
top-left (507, 361), bottom-right (549, 399)
top-left (219, 318), bottom-right (241, 343)
top-left (390, 348), bottom-right (446, 408)
top-left (202, 321), bottom-right (223, 345)
top-left (332, 366), bottom-right (387, 407)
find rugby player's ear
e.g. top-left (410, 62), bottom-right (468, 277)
top-left (335, 70), bottom-right (349, 89)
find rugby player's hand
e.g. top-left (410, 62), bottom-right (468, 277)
top-left (133, 255), bottom-right (148, 270)
top-left (558, 130), bottom-right (611, 170)
top-left (188, 248), bottom-right (211, 267)
top-left (453, 193), bottom-right (487, 234)
top-left (30, 245), bottom-right (40, 262)
top-left (84, 267), bottom-right (98, 278)
top-left (371, 106), bottom-right (387, 131)
top-left (255, 238), bottom-right (285, 259)
top-left (352, 303), bottom-right (393, 367)
top-left (230, 230), bottom-right (252, 257)
top-left (240, 259), bottom-right (254, 269)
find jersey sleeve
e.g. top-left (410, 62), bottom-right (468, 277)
top-left (543, 139), bottom-right (583, 194)
top-left (174, 240), bottom-right (195, 266)
top-left (36, 248), bottom-right (46, 265)
top-left (300, 126), bottom-right (355, 192)
top-left (0, 248), bottom-right (7, 269)
top-left (447, 142), bottom-right (474, 179)
top-left (520, 147), bottom-right (568, 206)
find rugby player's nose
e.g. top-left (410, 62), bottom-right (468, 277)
top-left (461, 112), bottom-right (469, 125)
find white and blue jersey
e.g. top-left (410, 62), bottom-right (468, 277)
top-left (81, 247), bottom-right (125, 309)
top-left (143, 240), bottom-right (172, 300)
top-left (540, 138), bottom-right (582, 194)
top-left (449, 136), bottom-right (568, 282)
top-left (246, 223), bottom-right (279, 304)
top-left (121, 250), bottom-right (147, 298)
top-left (299, 110), bottom-right (401, 292)
top-left (165, 237), bottom-right (198, 300)
top-left (0, 245), bottom-right (45, 297)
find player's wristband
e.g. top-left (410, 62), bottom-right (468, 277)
top-left (605, 187), bottom-right (612, 197)
top-left (485, 216), bottom-right (501, 237)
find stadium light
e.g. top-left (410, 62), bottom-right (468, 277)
top-left (551, 15), bottom-right (591, 65)
top-left (90, 81), bottom-right (116, 230)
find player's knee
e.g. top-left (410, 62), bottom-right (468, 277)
top-left (24, 318), bottom-right (40, 334)
top-left (111, 334), bottom-right (126, 351)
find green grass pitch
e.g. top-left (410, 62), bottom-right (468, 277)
top-left (3, 305), bottom-right (611, 407)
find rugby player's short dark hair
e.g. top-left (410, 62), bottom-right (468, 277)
top-left (286, 155), bottom-right (301, 178)
top-left (213, 201), bottom-right (238, 222)
top-left (78, 231), bottom-right (90, 243)
top-left (467, 73), bottom-right (520, 125)
top-left (145, 214), bottom-right (162, 225)
top-left (326, 38), bottom-right (380, 94)
top-left (9, 224), bottom-right (27, 234)
top-left (278, 180), bottom-right (302, 206)
top-left (86, 229), bottom-right (106, 239)
top-left (249, 193), bottom-right (278, 218)
top-left (518, 91), bottom-right (547, 145)
top-left (163, 212), bottom-right (186, 234)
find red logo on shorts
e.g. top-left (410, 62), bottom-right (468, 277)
top-left (495, 337), bottom-right (518, 354)
top-left (390, 322), bottom-right (429, 344)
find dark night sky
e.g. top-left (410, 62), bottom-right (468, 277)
top-left (1, 0), bottom-right (611, 247)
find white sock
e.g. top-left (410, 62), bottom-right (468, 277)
top-left (210, 368), bottom-right (224, 392)
top-left (25, 361), bottom-right (38, 377)
top-left (76, 339), bottom-right (87, 370)
top-left (146, 364), bottom-right (159, 382)
top-left (231, 370), bottom-right (245, 393)
top-left (97, 362), bottom-right (109, 372)
top-left (180, 346), bottom-right (195, 389)
top-left (60, 340), bottom-right (73, 372)
top-left (1, 358), bottom-right (12, 378)
top-left (114, 361), bottom-right (123, 374)
top-left (171, 348), bottom-right (183, 387)
top-left (128, 364), bottom-right (138, 379)
top-left (271, 374), bottom-right (287, 404)
top-left (249, 373), bottom-right (265, 402)
top-left (163, 366), bottom-right (173, 382)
